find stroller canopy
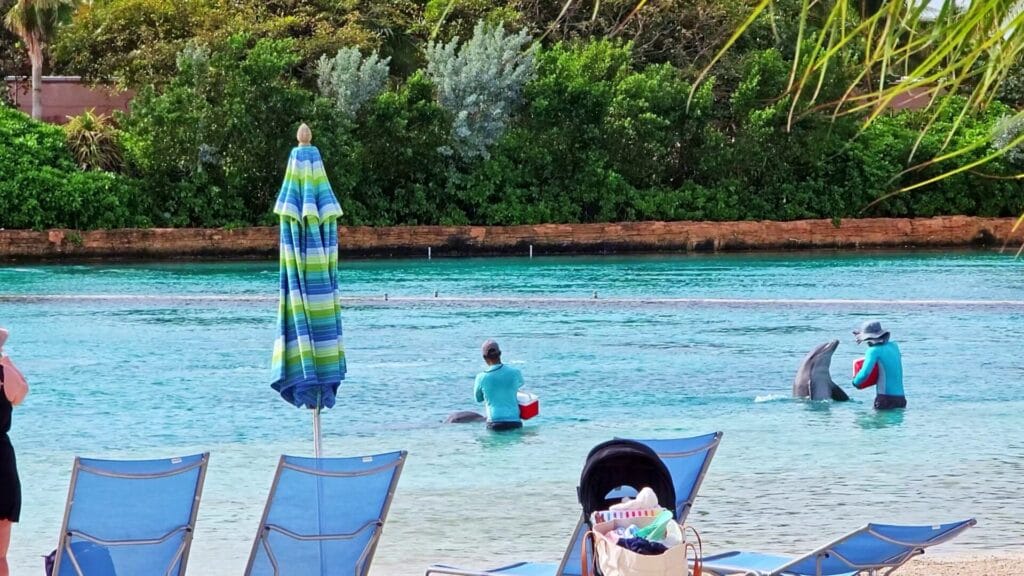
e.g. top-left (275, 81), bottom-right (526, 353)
top-left (577, 439), bottom-right (676, 523)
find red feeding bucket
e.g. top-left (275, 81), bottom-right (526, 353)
top-left (517, 392), bottom-right (539, 420)
top-left (853, 358), bottom-right (880, 387)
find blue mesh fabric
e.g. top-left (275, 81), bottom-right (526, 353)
top-left (702, 520), bottom-right (975, 576)
top-left (784, 520), bottom-right (976, 575)
top-left (56, 453), bottom-right (207, 576)
top-left (247, 451), bottom-right (405, 576)
top-left (632, 433), bottom-right (721, 521)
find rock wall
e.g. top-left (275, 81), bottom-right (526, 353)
top-left (1, 216), bottom-right (1021, 260)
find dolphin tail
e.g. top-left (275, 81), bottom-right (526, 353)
top-left (830, 383), bottom-right (850, 402)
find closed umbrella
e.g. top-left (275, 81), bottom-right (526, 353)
top-left (270, 123), bottom-right (346, 457)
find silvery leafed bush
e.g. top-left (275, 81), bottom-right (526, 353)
top-left (425, 21), bottom-right (535, 160)
top-left (991, 114), bottom-right (1024, 165)
top-left (316, 48), bottom-right (391, 121)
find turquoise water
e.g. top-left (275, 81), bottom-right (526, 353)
top-left (1, 252), bottom-right (1023, 575)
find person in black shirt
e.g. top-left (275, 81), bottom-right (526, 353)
top-left (0, 328), bottom-right (28, 576)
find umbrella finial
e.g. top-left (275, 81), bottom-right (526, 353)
top-left (297, 123), bottom-right (313, 145)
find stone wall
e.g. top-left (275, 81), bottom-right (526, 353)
top-left (1, 216), bottom-right (1021, 261)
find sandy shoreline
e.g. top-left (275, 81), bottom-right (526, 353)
top-left (887, 553), bottom-right (1022, 575)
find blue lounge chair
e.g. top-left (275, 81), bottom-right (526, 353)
top-left (51, 453), bottom-right (210, 576)
top-left (245, 451), bottom-right (407, 576)
top-left (425, 432), bottom-right (723, 576)
top-left (700, 519), bottom-right (977, 576)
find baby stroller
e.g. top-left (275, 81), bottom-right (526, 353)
top-left (577, 439), bottom-right (691, 576)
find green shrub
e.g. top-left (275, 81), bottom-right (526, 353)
top-left (346, 71), bottom-right (454, 225)
top-left (9, 17), bottom-right (1024, 231)
top-left (0, 106), bottom-right (149, 229)
top-left (443, 40), bottom-right (720, 225)
top-left (121, 35), bottom-right (312, 226)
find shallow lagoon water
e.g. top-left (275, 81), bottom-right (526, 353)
top-left (1, 251), bottom-right (1022, 575)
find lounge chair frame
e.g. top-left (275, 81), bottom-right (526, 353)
top-left (425, 432), bottom-right (724, 576)
top-left (52, 453), bottom-right (210, 576)
top-left (701, 519), bottom-right (978, 576)
top-left (244, 452), bottom-right (407, 576)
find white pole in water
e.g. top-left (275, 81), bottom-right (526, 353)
top-left (312, 407), bottom-right (322, 458)
top-left (428, 247), bottom-right (432, 260)
top-left (529, 245), bottom-right (533, 258)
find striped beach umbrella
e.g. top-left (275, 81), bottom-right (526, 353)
top-left (270, 123), bottom-right (346, 457)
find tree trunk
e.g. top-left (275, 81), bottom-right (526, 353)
top-left (29, 43), bottom-right (43, 120)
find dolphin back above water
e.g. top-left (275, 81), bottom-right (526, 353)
top-left (793, 339), bottom-right (851, 402)
top-left (444, 410), bottom-right (486, 424)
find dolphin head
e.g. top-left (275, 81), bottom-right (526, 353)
top-left (809, 339), bottom-right (839, 362)
top-left (793, 339), bottom-right (847, 401)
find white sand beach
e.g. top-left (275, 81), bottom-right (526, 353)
top-left (896, 553), bottom-right (1023, 575)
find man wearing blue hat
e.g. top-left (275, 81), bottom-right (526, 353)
top-left (852, 320), bottom-right (906, 410)
top-left (474, 339), bottom-right (524, 430)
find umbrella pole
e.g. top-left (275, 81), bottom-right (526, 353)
top-left (312, 407), bottom-right (322, 458)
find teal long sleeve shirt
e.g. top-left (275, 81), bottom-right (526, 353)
top-left (853, 341), bottom-right (904, 397)
top-left (474, 363), bottom-right (524, 423)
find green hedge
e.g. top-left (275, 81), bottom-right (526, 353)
top-left (0, 106), bottom-right (151, 229)
top-left (2, 40), bottom-right (1022, 230)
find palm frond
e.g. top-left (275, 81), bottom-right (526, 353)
top-left (677, 0), bottom-right (1024, 242)
top-left (688, 0), bottom-right (772, 110)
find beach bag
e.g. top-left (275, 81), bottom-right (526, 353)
top-left (582, 513), bottom-right (697, 576)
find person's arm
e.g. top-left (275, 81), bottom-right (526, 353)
top-left (474, 374), bottom-right (484, 403)
top-left (1, 358), bottom-right (28, 406)
top-left (852, 346), bottom-right (879, 389)
top-left (516, 368), bottom-right (524, 390)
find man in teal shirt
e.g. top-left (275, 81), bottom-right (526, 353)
top-left (474, 339), bottom-right (524, 430)
top-left (851, 320), bottom-right (906, 410)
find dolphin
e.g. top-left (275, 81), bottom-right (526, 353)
top-left (793, 340), bottom-right (850, 401)
top-left (444, 410), bottom-right (486, 424)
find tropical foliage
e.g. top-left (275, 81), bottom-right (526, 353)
top-left (0, 0), bottom-right (24, 82)
top-left (64, 108), bottom-right (123, 171)
top-left (993, 114), bottom-right (1024, 164)
top-left (425, 21), bottom-right (536, 159)
top-left (316, 47), bottom-right (391, 121)
top-left (0, 0), bottom-right (1023, 230)
top-left (51, 0), bottom-right (422, 86)
top-left (0, 105), bottom-right (147, 229)
top-left (4, 0), bottom-right (79, 118)
top-left (119, 36), bottom-right (312, 226)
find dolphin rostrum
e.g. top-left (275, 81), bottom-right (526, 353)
top-left (444, 410), bottom-right (486, 424)
top-left (793, 340), bottom-right (850, 401)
